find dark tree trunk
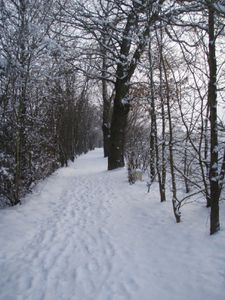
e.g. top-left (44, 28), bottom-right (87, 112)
top-left (183, 142), bottom-right (190, 194)
top-left (150, 118), bottom-right (156, 181)
top-left (102, 122), bottom-right (110, 157)
top-left (107, 2), bottom-right (163, 170)
top-left (148, 39), bottom-right (156, 182)
top-left (208, 6), bottom-right (220, 235)
top-left (155, 25), bottom-right (166, 202)
top-left (204, 109), bottom-right (210, 207)
top-left (160, 100), bottom-right (167, 202)
top-left (108, 81), bottom-right (130, 170)
top-left (107, 8), bottom-right (135, 170)
top-left (102, 78), bottom-right (111, 158)
top-left (101, 34), bottom-right (111, 158)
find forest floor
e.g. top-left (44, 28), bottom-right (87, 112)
top-left (0, 148), bottom-right (225, 300)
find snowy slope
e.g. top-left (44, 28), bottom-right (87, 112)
top-left (0, 148), bottom-right (224, 300)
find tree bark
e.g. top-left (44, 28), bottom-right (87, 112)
top-left (208, 5), bottom-right (220, 234)
top-left (148, 39), bottom-right (156, 182)
top-left (101, 31), bottom-right (111, 158)
top-left (102, 76), bottom-right (111, 158)
top-left (155, 25), bottom-right (166, 202)
top-left (108, 80), bottom-right (130, 170)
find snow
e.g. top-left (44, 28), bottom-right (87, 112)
top-left (0, 148), bottom-right (225, 300)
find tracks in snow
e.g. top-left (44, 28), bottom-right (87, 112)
top-left (0, 157), bottom-right (138, 300)
top-left (1, 149), bottom-right (225, 300)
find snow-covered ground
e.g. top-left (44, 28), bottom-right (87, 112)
top-left (0, 148), bottom-right (224, 300)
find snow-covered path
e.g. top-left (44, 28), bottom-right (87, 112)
top-left (0, 149), bottom-right (225, 300)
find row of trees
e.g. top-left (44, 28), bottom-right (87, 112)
top-left (0, 0), bottom-right (102, 207)
top-left (121, 0), bottom-right (225, 234)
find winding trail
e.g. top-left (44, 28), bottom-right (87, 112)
top-left (0, 149), bottom-right (224, 300)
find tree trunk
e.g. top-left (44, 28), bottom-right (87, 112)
top-left (160, 101), bottom-right (167, 202)
top-left (149, 120), bottom-right (156, 181)
top-left (101, 35), bottom-right (111, 158)
top-left (183, 140), bottom-right (190, 194)
top-left (107, 1), bottom-right (163, 170)
top-left (155, 26), bottom-right (166, 202)
top-left (108, 81), bottom-right (130, 170)
top-left (102, 78), bottom-right (111, 157)
top-left (102, 122), bottom-right (110, 157)
top-left (162, 57), bottom-right (180, 223)
top-left (148, 39), bottom-right (156, 182)
top-left (208, 5), bottom-right (220, 235)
